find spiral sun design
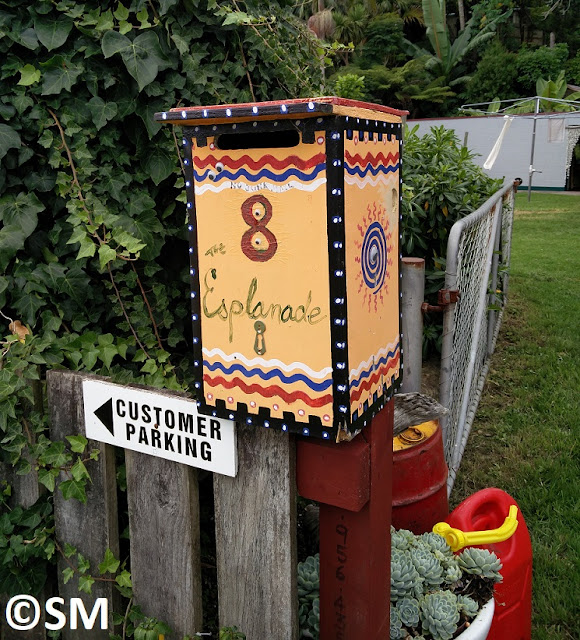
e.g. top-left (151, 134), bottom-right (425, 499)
top-left (355, 202), bottom-right (393, 312)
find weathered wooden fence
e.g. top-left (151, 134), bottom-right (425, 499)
top-left (2, 370), bottom-right (298, 640)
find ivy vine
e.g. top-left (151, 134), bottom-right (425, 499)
top-left (0, 0), bottom-right (323, 625)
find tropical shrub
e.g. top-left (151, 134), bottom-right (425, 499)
top-left (514, 43), bottom-right (569, 96)
top-left (464, 39), bottom-right (518, 104)
top-left (401, 125), bottom-right (502, 353)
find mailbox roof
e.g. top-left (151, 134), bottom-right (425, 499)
top-left (155, 97), bottom-right (408, 126)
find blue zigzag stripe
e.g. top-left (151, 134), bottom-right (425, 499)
top-left (194, 163), bottom-right (326, 183)
top-left (345, 163), bottom-right (399, 178)
top-left (203, 360), bottom-right (333, 392)
top-left (349, 346), bottom-right (400, 389)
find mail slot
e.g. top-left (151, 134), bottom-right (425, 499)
top-left (157, 98), bottom-right (406, 440)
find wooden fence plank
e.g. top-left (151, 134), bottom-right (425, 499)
top-left (214, 425), bottom-right (297, 640)
top-left (47, 371), bottom-right (119, 639)
top-left (125, 451), bottom-right (203, 638)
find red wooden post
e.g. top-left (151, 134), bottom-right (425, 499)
top-left (297, 399), bottom-right (393, 640)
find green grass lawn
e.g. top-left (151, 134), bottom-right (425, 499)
top-left (451, 193), bottom-right (580, 640)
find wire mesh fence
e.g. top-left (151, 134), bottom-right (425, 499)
top-left (439, 180), bottom-right (518, 494)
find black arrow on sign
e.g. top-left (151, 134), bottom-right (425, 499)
top-left (94, 398), bottom-right (114, 436)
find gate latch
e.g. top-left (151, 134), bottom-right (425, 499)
top-left (421, 289), bottom-right (460, 314)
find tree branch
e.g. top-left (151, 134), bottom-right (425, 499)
top-left (131, 263), bottom-right (163, 350)
top-left (107, 264), bottom-right (149, 357)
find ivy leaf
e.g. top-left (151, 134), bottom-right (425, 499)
top-left (38, 468), bottom-right (58, 492)
top-left (136, 101), bottom-right (163, 139)
top-left (41, 60), bottom-right (84, 95)
top-left (62, 567), bottom-right (75, 584)
top-left (18, 65), bottom-right (41, 87)
top-left (34, 17), bottom-right (74, 51)
top-left (98, 344), bottom-right (118, 369)
top-left (0, 192), bottom-right (44, 272)
top-left (40, 441), bottom-right (69, 468)
top-left (71, 459), bottom-right (90, 482)
top-left (117, 210), bottom-right (165, 261)
top-left (0, 124), bottom-right (21, 161)
top-left (115, 570), bottom-right (132, 588)
top-left (223, 11), bottom-right (250, 26)
top-left (98, 548), bottom-right (120, 575)
top-left (66, 435), bottom-right (88, 454)
top-left (144, 148), bottom-right (175, 185)
top-left (114, 229), bottom-right (146, 254)
top-left (102, 30), bottom-right (163, 90)
top-left (101, 30), bottom-right (132, 58)
top-left (98, 244), bottom-right (117, 269)
top-left (19, 28), bottom-right (40, 51)
top-left (78, 574), bottom-right (95, 594)
top-left (88, 97), bottom-right (118, 130)
top-left (76, 236), bottom-right (97, 260)
top-left (159, 0), bottom-right (179, 15)
top-left (114, 3), bottom-right (130, 21)
top-left (59, 479), bottom-right (87, 503)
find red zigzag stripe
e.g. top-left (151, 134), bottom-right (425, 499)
top-left (344, 151), bottom-right (399, 168)
top-left (194, 153), bottom-right (326, 171)
top-left (204, 374), bottom-right (333, 408)
top-left (350, 353), bottom-right (401, 403)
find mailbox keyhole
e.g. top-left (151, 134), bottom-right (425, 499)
top-left (254, 321), bottom-right (266, 355)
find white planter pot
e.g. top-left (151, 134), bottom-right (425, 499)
top-left (457, 599), bottom-right (495, 640)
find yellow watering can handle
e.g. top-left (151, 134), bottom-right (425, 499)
top-left (432, 505), bottom-right (519, 552)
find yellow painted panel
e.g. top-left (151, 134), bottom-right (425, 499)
top-left (344, 131), bottom-right (401, 419)
top-left (193, 134), bottom-right (334, 425)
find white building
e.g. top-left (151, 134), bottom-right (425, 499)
top-left (408, 112), bottom-right (580, 191)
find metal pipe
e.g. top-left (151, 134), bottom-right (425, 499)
top-left (487, 199), bottom-right (503, 356)
top-left (400, 258), bottom-right (425, 393)
top-left (527, 97), bottom-right (540, 201)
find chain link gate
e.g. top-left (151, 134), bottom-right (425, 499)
top-left (439, 180), bottom-right (519, 493)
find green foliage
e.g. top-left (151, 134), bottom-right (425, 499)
top-left (464, 39), bottom-right (518, 104)
top-left (565, 50), bottom-right (580, 84)
top-left (333, 73), bottom-right (367, 100)
top-left (219, 626), bottom-right (247, 640)
top-left (401, 125), bottom-right (502, 270)
top-left (405, 0), bottom-right (500, 87)
top-left (401, 124), bottom-right (502, 353)
top-left (0, 488), bottom-right (55, 596)
top-left (0, 0), bottom-right (322, 617)
top-left (298, 553), bottom-right (320, 640)
top-left (390, 527), bottom-right (501, 639)
top-left (514, 43), bottom-right (569, 96)
top-left (358, 13), bottom-right (407, 66)
top-left (332, 59), bottom-right (455, 116)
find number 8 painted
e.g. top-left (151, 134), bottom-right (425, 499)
top-left (240, 195), bottom-right (278, 262)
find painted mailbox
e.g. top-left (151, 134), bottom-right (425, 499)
top-left (157, 98), bottom-right (406, 440)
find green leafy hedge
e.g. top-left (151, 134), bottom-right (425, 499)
top-left (0, 0), bottom-right (322, 595)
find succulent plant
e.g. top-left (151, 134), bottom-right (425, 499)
top-left (391, 548), bottom-right (422, 600)
top-left (443, 561), bottom-right (463, 584)
top-left (298, 554), bottom-right (320, 640)
top-left (411, 546), bottom-right (445, 588)
top-left (390, 604), bottom-right (405, 639)
top-left (298, 554), bottom-right (320, 602)
top-left (457, 594), bottom-right (480, 618)
top-left (457, 547), bottom-right (503, 582)
top-left (396, 596), bottom-right (420, 627)
top-left (388, 527), bottom-right (503, 640)
top-left (391, 526), bottom-right (417, 551)
top-left (419, 591), bottom-right (460, 640)
top-left (419, 532), bottom-right (454, 557)
top-left (307, 598), bottom-right (320, 640)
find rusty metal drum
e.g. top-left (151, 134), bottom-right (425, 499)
top-left (392, 420), bottom-right (449, 533)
